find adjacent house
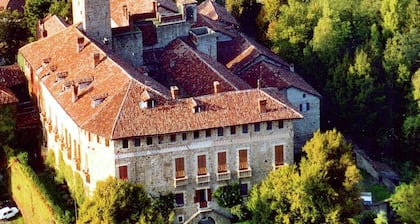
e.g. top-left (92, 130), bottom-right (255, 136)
top-left (18, 0), bottom-right (320, 222)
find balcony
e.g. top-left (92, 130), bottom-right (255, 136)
top-left (237, 168), bottom-right (252, 178)
top-left (196, 174), bottom-right (210, 184)
top-left (216, 171), bottom-right (231, 181)
top-left (174, 176), bottom-right (188, 187)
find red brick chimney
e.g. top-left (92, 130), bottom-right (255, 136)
top-left (72, 84), bottom-right (78, 102)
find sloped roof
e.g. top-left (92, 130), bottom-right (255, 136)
top-left (111, 88), bottom-right (302, 138)
top-left (160, 38), bottom-right (251, 96)
top-left (37, 15), bottom-right (68, 39)
top-left (239, 61), bottom-right (321, 97)
top-left (0, 64), bottom-right (25, 87)
top-left (194, 14), bottom-right (237, 38)
top-left (197, 0), bottom-right (238, 26)
top-left (0, 85), bottom-right (18, 104)
top-left (19, 24), bottom-right (170, 138)
top-left (0, 0), bottom-right (24, 12)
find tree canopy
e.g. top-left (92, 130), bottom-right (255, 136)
top-left (0, 10), bottom-right (29, 65)
top-left (77, 177), bottom-right (173, 224)
top-left (390, 169), bottom-right (420, 224)
top-left (247, 129), bottom-right (362, 223)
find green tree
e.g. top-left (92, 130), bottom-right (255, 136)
top-left (24, 0), bottom-right (52, 36)
top-left (247, 129), bottom-right (362, 223)
top-left (0, 10), bottom-right (29, 65)
top-left (390, 169), bottom-right (420, 223)
top-left (0, 105), bottom-right (16, 145)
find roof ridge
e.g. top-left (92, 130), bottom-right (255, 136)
top-left (260, 88), bottom-right (303, 119)
top-left (110, 79), bottom-right (134, 139)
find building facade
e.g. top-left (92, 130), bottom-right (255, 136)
top-left (19, 0), bottom-right (320, 222)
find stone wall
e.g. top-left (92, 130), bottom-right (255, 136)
top-left (154, 21), bottom-right (191, 49)
top-left (113, 31), bottom-right (143, 68)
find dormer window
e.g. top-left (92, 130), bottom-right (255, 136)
top-left (56, 72), bottom-right (68, 82)
top-left (91, 93), bottom-right (108, 108)
top-left (77, 76), bottom-right (94, 90)
top-left (193, 105), bottom-right (202, 113)
top-left (190, 98), bottom-right (202, 113)
top-left (140, 91), bottom-right (155, 109)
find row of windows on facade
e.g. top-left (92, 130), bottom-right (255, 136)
top-left (121, 120), bottom-right (285, 148)
top-left (117, 146), bottom-right (284, 181)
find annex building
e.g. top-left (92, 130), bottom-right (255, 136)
top-left (18, 0), bottom-right (320, 223)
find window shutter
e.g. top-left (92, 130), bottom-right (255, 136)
top-left (119, 165), bottom-right (128, 180)
top-left (194, 190), bottom-right (199, 203)
top-left (217, 152), bottom-right (227, 172)
top-left (175, 158), bottom-right (185, 178)
top-left (207, 188), bottom-right (212, 201)
top-left (197, 155), bottom-right (206, 175)
top-left (239, 149), bottom-right (248, 170)
top-left (275, 145), bottom-right (284, 166)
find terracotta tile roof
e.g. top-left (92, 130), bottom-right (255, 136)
top-left (110, 0), bottom-right (154, 27)
top-left (218, 34), bottom-right (289, 72)
top-left (112, 88), bottom-right (302, 138)
top-left (19, 24), bottom-right (170, 138)
top-left (0, 64), bottom-right (25, 87)
top-left (0, 85), bottom-right (18, 104)
top-left (239, 61), bottom-right (321, 97)
top-left (37, 15), bottom-right (68, 39)
top-left (160, 38), bottom-right (251, 96)
top-left (0, 0), bottom-right (24, 12)
top-left (197, 0), bottom-right (238, 26)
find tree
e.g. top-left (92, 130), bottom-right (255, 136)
top-left (0, 10), bottom-right (29, 65)
top-left (77, 177), bottom-right (173, 224)
top-left (24, 0), bottom-right (52, 36)
top-left (390, 169), bottom-right (420, 223)
top-left (0, 105), bottom-right (16, 146)
top-left (247, 129), bottom-right (362, 223)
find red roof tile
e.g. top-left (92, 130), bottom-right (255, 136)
top-left (197, 0), bottom-right (238, 26)
top-left (37, 15), bottom-right (68, 39)
top-left (0, 85), bottom-right (18, 104)
top-left (0, 64), bottom-right (25, 87)
top-left (160, 39), bottom-right (251, 96)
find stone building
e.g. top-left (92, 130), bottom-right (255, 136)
top-left (18, 0), bottom-right (320, 223)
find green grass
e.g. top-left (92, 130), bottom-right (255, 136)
top-left (360, 170), bottom-right (392, 202)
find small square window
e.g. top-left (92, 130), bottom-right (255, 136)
top-left (122, 139), bottom-right (128, 148)
top-left (242, 124), bottom-right (248, 133)
top-left (182, 133), bottom-right (187, 141)
top-left (158, 135), bottom-right (163, 144)
top-left (134, 138), bottom-right (140, 147)
top-left (230, 126), bottom-right (236, 135)
top-left (279, 120), bottom-right (284, 129)
top-left (194, 131), bottom-right (200, 139)
top-left (267, 121), bottom-right (272, 130)
top-left (175, 193), bottom-right (184, 207)
top-left (306, 102), bottom-right (310, 111)
top-left (206, 129), bottom-right (212, 137)
top-left (303, 93), bottom-right (306, 98)
top-left (146, 137), bottom-right (153, 145)
top-left (254, 123), bottom-right (260, 132)
top-left (299, 104), bottom-right (303, 112)
top-left (217, 127), bottom-right (224, 136)
top-left (170, 134), bottom-right (176, 142)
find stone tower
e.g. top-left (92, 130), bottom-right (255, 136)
top-left (72, 0), bottom-right (112, 45)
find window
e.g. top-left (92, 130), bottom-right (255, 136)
top-left (278, 120), bottom-right (284, 129)
top-left (175, 157), bottom-right (185, 178)
top-left (306, 102), bottom-right (310, 111)
top-left (254, 123), bottom-right (260, 132)
top-left (119, 165), bottom-right (128, 180)
top-left (267, 121), bottom-right (272, 130)
top-left (175, 193), bottom-right (184, 207)
top-left (242, 124), bottom-right (248, 133)
top-left (240, 183), bottom-right (248, 196)
top-left (230, 126), bottom-right (236, 135)
top-left (182, 133), bottom-right (187, 141)
top-left (170, 134), bottom-right (176, 142)
top-left (217, 152), bottom-right (227, 173)
top-left (122, 139), bottom-right (128, 148)
top-left (158, 135), bottom-right (163, 144)
top-left (205, 129), bottom-right (212, 137)
top-left (274, 145), bottom-right (284, 166)
top-left (303, 93), bottom-right (306, 98)
top-left (299, 104), bottom-right (303, 112)
top-left (146, 137), bottom-right (153, 145)
top-left (194, 131), bottom-right (200, 139)
top-left (194, 189), bottom-right (212, 208)
top-left (193, 105), bottom-right (202, 113)
top-left (217, 127), bottom-right (224, 136)
top-left (239, 149), bottom-right (248, 170)
top-left (147, 99), bottom-right (155, 108)
top-left (197, 155), bottom-right (207, 175)
top-left (134, 138), bottom-right (141, 147)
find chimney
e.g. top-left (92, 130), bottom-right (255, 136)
top-left (257, 79), bottom-right (261, 89)
top-left (258, 98), bottom-right (267, 113)
top-left (289, 63), bottom-right (295, 72)
top-left (170, 86), bottom-right (179, 99)
top-left (153, 1), bottom-right (158, 18)
top-left (77, 37), bottom-right (84, 53)
top-left (72, 84), bottom-right (78, 102)
top-left (93, 53), bottom-right (100, 68)
top-left (213, 81), bottom-right (220, 94)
